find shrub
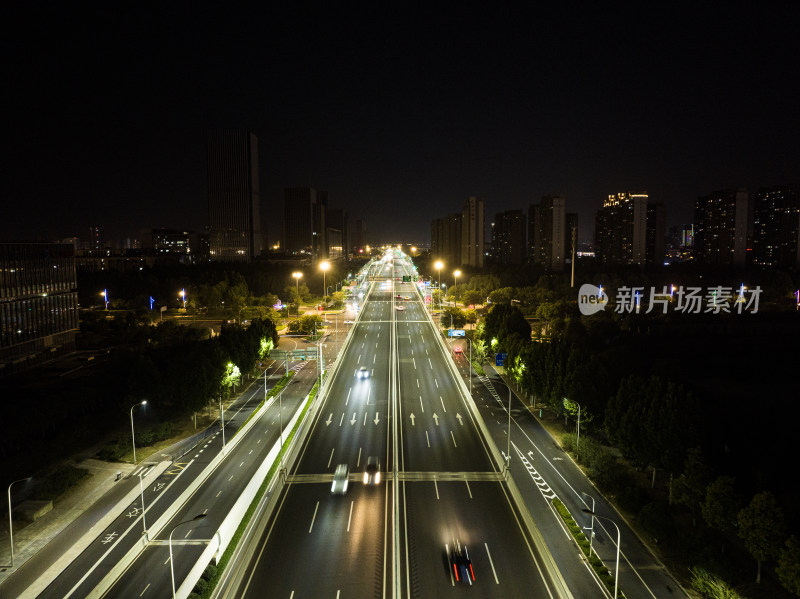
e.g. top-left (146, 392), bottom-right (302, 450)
top-left (689, 566), bottom-right (742, 599)
top-left (202, 564), bottom-right (218, 580)
top-left (32, 465), bottom-right (89, 501)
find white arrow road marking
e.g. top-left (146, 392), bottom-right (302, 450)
top-left (350, 412), bottom-right (357, 425)
top-left (326, 413), bottom-right (333, 426)
top-left (374, 412), bottom-right (380, 425)
top-left (433, 413), bottom-right (440, 426)
top-left (456, 413), bottom-right (463, 425)
top-left (410, 413), bottom-right (416, 425)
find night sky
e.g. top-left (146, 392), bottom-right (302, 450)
top-left (5, 4), bottom-right (799, 245)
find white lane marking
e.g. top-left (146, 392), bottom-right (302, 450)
top-left (309, 501), bottom-right (319, 533)
top-left (139, 583), bottom-right (150, 596)
top-left (339, 413), bottom-right (344, 426)
top-left (466, 480), bottom-right (472, 498)
top-left (203, 508), bottom-right (208, 514)
top-left (239, 461), bottom-right (244, 467)
top-left (363, 412), bottom-right (367, 426)
top-left (185, 529), bottom-right (193, 539)
top-left (485, 543), bottom-right (500, 583)
top-left (216, 490), bottom-right (222, 497)
top-left (327, 448), bottom-right (335, 468)
top-left (419, 396), bottom-right (424, 413)
top-left (367, 387), bottom-right (371, 404)
top-left (440, 396), bottom-right (447, 413)
top-left (426, 431), bottom-right (430, 447)
top-left (346, 387), bottom-right (352, 405)
top-left (451, 430), bottom-right (458, 448)
top-left (373, 354), bottom-right (376, 363)
top-left (435, 379), bottom-right (439, 388)
top-left (164, 555), bottom-right (170, 564)
top-left (358, 354), bottom-right (362, 362)
top-left (249, 449), bottom-right (253, 455)
top-left (434, 479), bottom-right (439, 500)
top-left (257, 438), bottom-right (261, 444)
top-left (347, 501), bottom-right (354, 532)
top-left (413, 357), bottom-right (416, 369)
top-left (228, 475), bottom-right (233, 481)
top-left (357, 447), bottom-right (362, 467)
top-left (290, 592), bottom-right (294, 599)
top-left (416, 379), bottom-right (420, 387)
top-left (429, 358), bottom-right (433, 369)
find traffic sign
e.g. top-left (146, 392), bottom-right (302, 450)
top-left (448, 329), bottom-right (466, 337)
top-left (495, 353), bottom-right (507, 366)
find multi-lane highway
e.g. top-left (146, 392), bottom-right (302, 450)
top-left (222, 252), bottom-right (570, 598)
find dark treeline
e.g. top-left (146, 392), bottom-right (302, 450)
top-left (0, 318), bottom-right (278, 481)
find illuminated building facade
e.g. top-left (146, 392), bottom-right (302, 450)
top-left (0, 243), bottom-right (78, 376)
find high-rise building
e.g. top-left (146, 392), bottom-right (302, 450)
top-left (461, 197), bottom-right (484, 268)
top-left (352, 219), bottom-right (368, 256)
top-left (594, 192), bottom-right (663, 266)
top-left (490, 210), bottom-right (526, 265)
top-left (431, 213), bottom-right (463, 268)
top-left (207, 130), bottom-right (261, 262)
top-left (0, 243), bottom-right (79, 376)
top-left (529, 195), bottom-right (577, 271)
top-left (694, 189), bottom-right (749, 266)
top-left (283, 187), bottom-right (329, 263)
top-left (326, 208), bottom-right (348, 261)
top-left (752, 186), bottom-right (800, 268)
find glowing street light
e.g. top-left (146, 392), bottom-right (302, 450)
top-left (320, 261), bottom-right (330, 300)
top-left (130, 400), bottom-right (147, 465)
top-left (434, 260), bottom-right (444, 312)
top-left (179, 288), bottom-right (186, 309)
top-left (100, 289), bottom-right (109, 310)
top-left (292, 272), bottom-right (303, 313)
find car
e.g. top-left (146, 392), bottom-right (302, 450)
top-left (447, 540), bottom-right (475, 584)
top-left (396, 294), bottom-right (402, 299)
top-left (363, 456), bottom-right (380, 485)
top-left (453, 345), bottom-right (463, 354)
top-left (404, 295), bottom-right (410, 300)
top-left (331, 464), bottom-right (349, 495)
top-left (344, 319), bottom-right (354, 324)
top-left (357, 366), bottom-right (370, 379)
top-left (395, 305), bottom-right (405, 311)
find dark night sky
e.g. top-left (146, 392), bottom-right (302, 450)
top-left (4, 3), bottom-right (799, 245)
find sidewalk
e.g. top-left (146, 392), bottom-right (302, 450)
top-left (0, 458), bottom-right (139, 586)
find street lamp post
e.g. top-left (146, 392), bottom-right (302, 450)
top-left (101, 289), bottom-right (108, 310)
top-left (169, 514), bottom-right (207, 598)
top-left (320, 261), bottom-right (330, 303)
top-left (292, 272), bottom-right (303, 315)
top-left (8, 477), bottom-right (31, 567)
top-left (582, 492), bottom-right (596, 557)
top-left (582, 509), bottom-right (621, 599)
top-left (434, 260), bottom-right (443, 313)
top-left (138, 471), bottom-right (148, 541)
top-left (219, 394), bottom-right (225, 447)
top-left (179, 288), bottom-right (186, 309)
top-left (130, 400), bottom-right (147, 465)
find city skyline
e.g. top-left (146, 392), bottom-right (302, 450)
top-left (4, 5), bottom-right (799, 246)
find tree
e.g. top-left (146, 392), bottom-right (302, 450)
top-left (737, 491), bottom-right (787, 584)
top-left (673, 447), bottom-right (712, 526)
top-left (702, 476), bottom-right (740, 544)
top-left (776, 535), bottom-right (800, 597)
top-left (460, 289), bottom-right (483, 307)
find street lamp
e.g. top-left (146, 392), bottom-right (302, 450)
top-left (292, 272), bottom-right (303, 315)
top-left (320, 261), bottom-right (330, 301)
top-left (582, 509), bottom-right (621, 599)
top-left (453, 270), bottom-right (461, 305)
top-left (8, 477), bottom-right (32, 567)
top-left (179, 288), bottom-right (186, 309)
top-left (582, 492), bottom-right (596, 557)
top-left (169, 514), bottom-right (207, 598)
top-left (100, 289), bottom-right (108, 310)
top-left (434, 260), bottom-right (444, 313)
top-left (130, 401), bottom-right (147, 464)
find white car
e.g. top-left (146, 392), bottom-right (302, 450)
top-left (331, 464), bottom-right (349, 495)
top-left (357, 367), bottom-right (370, 379)
top-left (395, 305), bottom-right (405, 311)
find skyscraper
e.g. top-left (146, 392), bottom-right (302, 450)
top-left (283, 187), bottom-right (327, 263)
top-left (461, 197), bottom-right (484, 268)
top-left (694, 189), bottom-right (749, 266)
top-left (207, 130), bottom-right (261, 262)
top-left (530, 195), bottom-right (578, 271)
top-left (431, 213), bottom-right (463, 268)
top-left (490, 210), bottom-right (526, 265)
top-left (595, 192), bottom-right (662, 266)
top-left (752, 185), bottom-right (800, 268)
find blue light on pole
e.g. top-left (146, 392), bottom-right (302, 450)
top-left (149, 296), bottom-right (155, 310)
